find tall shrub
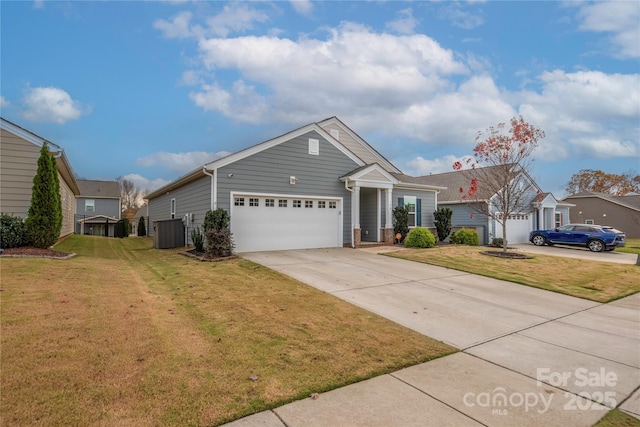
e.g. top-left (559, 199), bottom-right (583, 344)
top-left (205, 229), bottom-right (235, 258)
top-left (25, 142), bottom-right (62, 248)
top-left (137, 216), bottom-right (147, 237)
top-left (393, 205), bottom-right (409, 242)
top-left (204, 208), bottom-right (230, 231)
top-left (433, 207), bottom-right (452, 242)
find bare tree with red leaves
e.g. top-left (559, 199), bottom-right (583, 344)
top-left (454, 116), bottom-right (545, 252)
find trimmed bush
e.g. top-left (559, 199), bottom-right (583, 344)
top-left (404, 227), bottom-right (436, 248)
top-left (433, 207), bottom-right (452, 242)
top-left (1, 214), bottom-right (27, 249)
top-left (138, 216), bottom-right (147, 237)
top-left (191, 226), bottom-right (204, 252)
top-left (204, 208), bottom-right (230, 232)
top-left (450, 228), bottom-right (480, 246)
top-left (491, 237), bottom-right (504, 247)
top-left (205, 228), bottom-right (235, 258)
top-left (393, 205), bottom-right (409, 242)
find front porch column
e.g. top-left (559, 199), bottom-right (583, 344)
top-left (353, 185), bottom-right (361, 229)
top-left (385, 188), bottom-right (393, 228)
top-left (538, 207), bottom-right (543, 230)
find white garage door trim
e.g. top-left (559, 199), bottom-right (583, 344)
top-left (494, 212), bottom-right (532, 244)
top-left (230, 191), bottom-right (343, 252)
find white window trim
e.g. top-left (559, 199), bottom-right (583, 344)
top-left (404, 195), bottom-right (417, 228)
top-left (309, 138), bottom-right (319, 155)
top-left (170, 198), bottom-right (176, 219)
top-left (85, 199), bottom-right (95, 212)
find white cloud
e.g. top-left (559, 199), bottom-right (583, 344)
top-left (136, 150), bottom-right (232, 173)
top-left (438, 4), bottom-right (484, 30)
top-left (154, 4), bottom-right (269, 40)
top-left (191, 23), bottom-right (468, 127)
top-left (518, 70), bottom-right (640, 160)
top-left (406, 154), bottom-right (475, 176)
top-left (21, 86), bottom-right (89, 124)
top-left (290, 0), bottom-right (313, 15)
top-left (0, 96), bottom-right (10, 108)
top-left (121, 173), bottom-right (170, 195)
top-left (154, 11), bottom-right (196, 39)
top-left (205, 3), bottom-right (269, 38)
top-left (576, 1), bottom-right (640, 58)
top-left (386, 8), bottom-right (419, 35)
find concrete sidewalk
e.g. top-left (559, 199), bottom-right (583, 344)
top-left (223, 248), bottom-right (639, 427)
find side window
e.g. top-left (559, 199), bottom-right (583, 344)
top-left (170, 198), bottom-right (176, 219)
top-left (404, 196), bottom-right (416, 227)
top-left (85, 199), bottom-right (95, 213)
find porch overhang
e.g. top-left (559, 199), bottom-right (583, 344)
top-left (340, 163), bottom-right (399, 189)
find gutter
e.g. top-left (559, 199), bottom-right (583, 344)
top-left (202, 166), bottom-right (217, 211)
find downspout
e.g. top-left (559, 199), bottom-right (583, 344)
top-left (344, 180), bottom-right (355, 248)
top-left (202, 166), bottom-right (216, 211)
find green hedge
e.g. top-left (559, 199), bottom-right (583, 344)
top-left (404, 227), bottom-right (436, 248)
top-left (450, 228), bottom-right (479, 246)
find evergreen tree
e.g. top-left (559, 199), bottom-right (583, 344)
top-left (25, 142), bottom-right (62, 248)
top-left (138, 216), bottom-right (147, 237)
top-left (433, 207), bottom-right (453, 242)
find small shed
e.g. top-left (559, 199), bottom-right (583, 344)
top-left (153, 218), bottom-right (185, 249)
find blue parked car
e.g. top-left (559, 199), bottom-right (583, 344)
top-left (529, 224), bottom-right (626, 252)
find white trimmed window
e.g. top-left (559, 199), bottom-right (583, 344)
top-left (555, 212), bottom-right (562, 228)
top-left (279, 199), bottom-right (288, 207)
top-left (170, 198), bottom-right (176, 219)
top-left (329, 201), bottom-right (337, 209)
top-left (234, 197), bottom-right (245, 206)
top-left (249, 198), bottom-right (259, 207)
top-left (318, 201), bottom-right (326, 208)
top-left (305, 200), bottom-right (313, 208)
top-left (293, 200), bottom-right (301, 208)
top-left (265, 199), bottom-right (275, 207)
top-left (85, 199), bottom-right (95, 212)
top-left (404, 196), bottom-right (416, 227)
top-left (308, 138), bottom-right (319, 155)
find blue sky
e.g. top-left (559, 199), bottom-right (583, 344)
top-left (1, 1), bottom-right (638, 198)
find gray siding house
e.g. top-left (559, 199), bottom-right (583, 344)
top-left (418, 166), bottom-right (572, 244)
top-left (563, 191), bottom-right (640, 238)
top-left (0, 117), bottom-right (80, 238)
top-left (146, 117), bottom-right (444, 252)
top-left (75, 180), bottom-right (122, 236)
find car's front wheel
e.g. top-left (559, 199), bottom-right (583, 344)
top-left (587, 239), bottom-right (605, 252)
top-left (531, 235), bottom-right (546, 246)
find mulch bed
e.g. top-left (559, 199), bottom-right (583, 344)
top-left (0, 247), bottom-right (76, 259)
top-left (480, 250), bottom-right (533, 259)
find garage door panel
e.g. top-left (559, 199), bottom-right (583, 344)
top-left (494, 213), bottom-right (531, 244)
top-left (232, 195), bottom-right (341, 252)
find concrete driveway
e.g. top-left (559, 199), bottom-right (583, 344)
top-left (230, 248), bottom-right (639, 426)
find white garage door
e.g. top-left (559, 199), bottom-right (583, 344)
top-left (231, 194), bottom-right (342, 252)
top-left (494, 213), bottom-right (531, 244)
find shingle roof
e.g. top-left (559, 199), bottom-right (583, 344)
top-left (77, 180), bottom-right (120, 198)
top-left (564, 191), bottom-right (640, 211)
top-left (416, 165), bottom-right (514, 202)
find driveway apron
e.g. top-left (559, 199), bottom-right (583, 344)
top-left (227, 248), bottom-right (640, 427)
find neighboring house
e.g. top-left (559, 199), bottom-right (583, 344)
top-left (75, 180), bottom-right (121, 237)
top-left (0, 117), bottom-right (80, 238)
top-left (563, 191), bottom-right (640, 238)
top-left (418, 167), bottom-right (573, 244)
top-left (146, 117), bottom-right (445, 252)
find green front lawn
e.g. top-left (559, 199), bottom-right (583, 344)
top-left (1, 235), bottom-right (454, 426)
top-left (616, 237), bottom-right (640, 255)
top-left (388, 245), bottom-right (638, 303)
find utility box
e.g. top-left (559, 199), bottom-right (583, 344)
top-left (153, 219), bottom-right (185, 249)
